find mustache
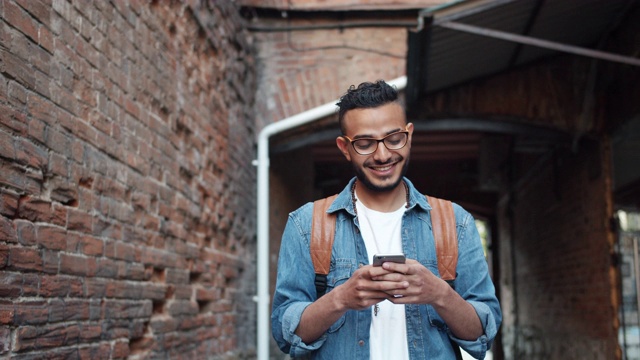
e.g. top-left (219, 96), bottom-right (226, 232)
top-left (364, 156), bottom-right (403, 167)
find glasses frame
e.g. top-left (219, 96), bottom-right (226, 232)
top-left (342, 126), bottom-right (410, 155)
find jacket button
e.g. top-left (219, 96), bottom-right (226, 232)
top-left (358, 263), bottom-right (364, 268)
top-left (358, 340), bottom-right (365, 346)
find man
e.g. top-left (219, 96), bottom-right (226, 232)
top-left (271, 80), bottom-right (501, 359)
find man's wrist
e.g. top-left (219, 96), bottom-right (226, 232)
top-left (432, 278), bottom-right (455, 309)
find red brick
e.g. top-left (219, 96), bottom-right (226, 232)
top-left (95, 257), bottom-right (118, 278)
top-left (79, 322), bottom-right (103, 341)
top-left (36, 225), bottom-right (66, 251)
top-left (112, 340), bottom-right (130, 358)
top-left (41, 248), bottom-right (60, 274)
top-left (94, 217), bottom-right (121, 240)
top-left (50, 181), bottom-right (78, 208)
top-left (0, 48), bottom-right (36, 90)
top-left (149, 316), bottom-right (179, 334)
top-left (21, 273), bottom-right (39, 296)
top-left (0, 189), bottom-right (19, 217)
top-left (67, 208), bottom-right (93, 233)
top-left (105, 281), bottom-right (140, 299)
top-left (47, 279), bottom-right (84, 302)
top-left (123, 262), bottom-right (146, 281)
top-left (196, 286), bottom-right (220, 302)
top-left (50, 203), bottom-right (67, 227)
top-left (15, 137), bottom-right (48, 170)
top-left (0, 104), bottom-right (29, 135)
top-left (14, 300), bottom-right (48, 325)
top-left (77, 235), bottom-right (103, 256)
top-left (104, 299), bottom-right (152, 320)
top-left (48, 152), bottom-right (69, 177)
top-left (172, 284), bottom-right (191, 300)
top-left (9, 247), bottom-right (43, 271)
top-left (14, 323), bottom-right (80, 351)
top-left (27, 117), bottom-right (47, 144)
top-left (0, 244), bottom-right (8, 268)
top-left (85, 277), bottom-right (108, 298)
top-left (77, 343), bottom-right (112, 359)
top-left (48, 298), bottom-right (90, 322)
top-left (141, 283), bottom-right (166, 300)
top-left (0, 130), bottom-right (16, 160)
top-left (15, 220), bottom-right (36, 246)
top-left (0, 301), bottom-right (15, 324)
top-left (60, 252), bottom-right (97, 276)
top-left (38, 24), bottom-right (54, 53)
top-left (18, 196), bottom-right (52, 222)
top-left (15, 330), bottom-right (35, 354)
top-left (4, 0), bottom-right (39, 42)
top-left (0, 216), bottom-right (17, 243)
top-left (113, 241), bottom-right (137, 262)
top-left (29, 39), bottom-right (52, 74)
top-left (26, 94), bottom-right (57, 126)
top-left (167, 300), bottom-right (198, 317)
top-left (0, 162), bottom-right (42, 195)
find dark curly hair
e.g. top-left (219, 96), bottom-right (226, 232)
top-left (336, 80), bottom-right (400, 134)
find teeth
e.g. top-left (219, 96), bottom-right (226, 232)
top-left (373, 165), bottom-right (392, 171)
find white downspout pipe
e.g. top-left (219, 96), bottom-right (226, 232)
top-left (254, 76), bottom-right (407, 360)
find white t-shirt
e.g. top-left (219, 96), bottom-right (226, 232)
top-left (355, 197), bottom-right (409, 360)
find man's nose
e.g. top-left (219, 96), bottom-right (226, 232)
top-left (372, 140), bottom-right (392, 160)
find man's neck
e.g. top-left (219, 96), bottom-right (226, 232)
top-left (354, 180), bottom-right (407, 213)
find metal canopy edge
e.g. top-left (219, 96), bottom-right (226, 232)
top-left (437, 20), bottom-right (640, 67)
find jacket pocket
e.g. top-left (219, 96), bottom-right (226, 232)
top-left (327, 258), bottom-right (354, 290)
top-left (325, 259), bottom-right (353, 333)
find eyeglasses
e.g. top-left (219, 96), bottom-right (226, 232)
top-left (342, 127), bottom-right (409, 155)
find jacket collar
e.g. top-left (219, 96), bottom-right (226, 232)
top-left (328, 177), bottom-right (432, 216)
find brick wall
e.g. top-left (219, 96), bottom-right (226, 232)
top-left (415, 52), bottom-right (620, 358)
top-left (251, 18), bottom-right (407, 129)
top-left (498, 139), bottom-right (617, 359)
top-left (0, 1), bottom-right (256, 359)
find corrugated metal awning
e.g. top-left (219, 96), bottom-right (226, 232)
top-left (406, 0), bottom-right (637, 108)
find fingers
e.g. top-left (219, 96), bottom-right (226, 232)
top-left (381, 259), bottom-right (418, 274)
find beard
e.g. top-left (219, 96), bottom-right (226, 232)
top-left (353, 154), bottom-right (410, 193)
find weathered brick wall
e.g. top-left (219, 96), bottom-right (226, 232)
top-left (251, 18), bottom-right (407, 129)
top-left (498, 140), bottom-right (617, 359)
top-left (418, 53), bottom-right (620, 358)
top-left (0, 1), bottom-right (256, 359)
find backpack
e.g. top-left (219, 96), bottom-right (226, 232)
top-left (311, 194), bottom-right (458, 298)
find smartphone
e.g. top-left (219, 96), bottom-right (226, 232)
top-left (372, 254), bottom-right (406, 266)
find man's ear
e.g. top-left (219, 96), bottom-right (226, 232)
top-left (336, 136), bottom-right (352, 161)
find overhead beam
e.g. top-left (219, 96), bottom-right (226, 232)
top-left (438, 21), bottom-right (640, 67)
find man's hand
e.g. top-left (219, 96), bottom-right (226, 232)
top-left (372, 259), bottom-right (448, 304)
top-left (332, 264), bottom-right (407, 310)
top-left (295, 264), bottom-right (407, 343)
top-left (373, 259), bottom-right (484, 341)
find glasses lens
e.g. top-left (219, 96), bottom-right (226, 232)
top-left (384, 132), bottom-right (408, 150)
top-left (352, 139), bottom-right (376, 154)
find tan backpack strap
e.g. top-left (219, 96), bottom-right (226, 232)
top-left (427, 196), bottom-right (458, 282)
top-left (311, 194), bottom-right (338, 297)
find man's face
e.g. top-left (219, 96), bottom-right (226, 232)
top-left (336, 102), bottom-right (413, 193)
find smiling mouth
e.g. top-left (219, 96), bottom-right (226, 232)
top-left (370, 163), bottom-right (395, 172)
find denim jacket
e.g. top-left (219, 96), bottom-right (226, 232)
top-left (271, 177), bottom-right (502, 359)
